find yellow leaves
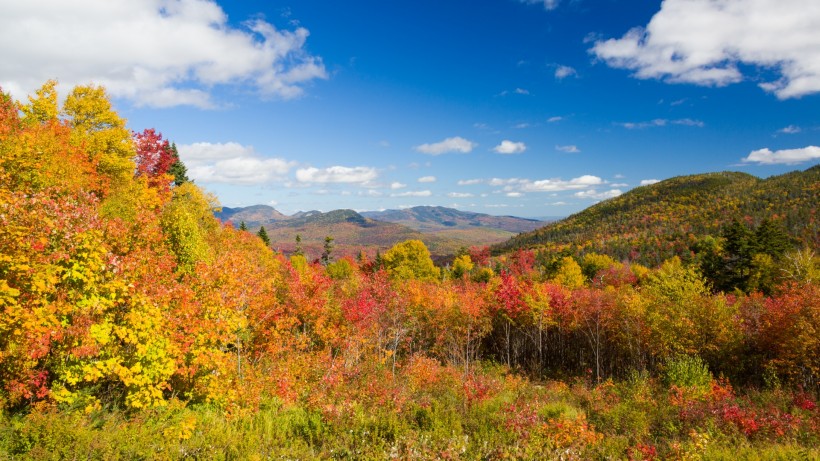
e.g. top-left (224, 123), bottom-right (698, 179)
top-left (20, 80), bottom-right (59, 124)
top-left (554, 256), bottom-right (585, 289)
top-left (63, 84), bottom-right (135, 183)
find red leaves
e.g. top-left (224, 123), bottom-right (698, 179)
top-left (133, 128), bottom-right (175, 187)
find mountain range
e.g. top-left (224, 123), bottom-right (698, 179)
top-left (214, 205), bottom-right (545, 259)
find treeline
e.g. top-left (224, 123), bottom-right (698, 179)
top-left (1, 82), bottom-right (818, 459)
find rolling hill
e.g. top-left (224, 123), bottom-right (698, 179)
top-left (493, 166), bottom-right (820, 266)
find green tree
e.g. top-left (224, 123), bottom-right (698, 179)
top-left (321, 235), bottom-right (334, 266)
top-left (382, 239), bottom-right (440, 281)
top-left (257, 226), bottom-right (271, 247)
top-left (720, 219), bottom-right (754, 292)
top-left (238, 221), bottom-right (248, 231)
top-left (294, 234), bottom-right (304, 257)
top-left (167, 142), bottom-right (189, 186)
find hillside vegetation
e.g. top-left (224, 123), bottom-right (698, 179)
top-left (1, 82), bottom-right (818, 460)
top-left (495, 169), bottom-right (819, 267)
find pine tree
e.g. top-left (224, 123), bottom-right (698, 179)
top-left (239, 221), bottom-right (247, 231)
top-left (321, 235), bottom-right (334, 266)
top-left (167, 142), bottom-right (189, 186)
top-left (257, 226), bottom-right (270, 247)
top-left (294, 234), bottom-right (304, 257)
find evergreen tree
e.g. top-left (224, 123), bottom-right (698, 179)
top-left (294, 234), bottom-right (304, 257)
top-left (321, 235), bottom-right (334, 266)
top-left (720, 219), bottom-right (754, 292)
top-left (753, 219), bottom-right (791, 257)
top-left (239, 221), bottom-right (247, 231)
top-left (257, 226), bottom-right (270, 247)
top-left (167, 142), bottom-right (189, 186)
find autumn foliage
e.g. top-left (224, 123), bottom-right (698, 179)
top-left (1, 82), bottom-right (818, 459)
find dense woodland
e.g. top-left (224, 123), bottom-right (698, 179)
top-left (0, 82), bottom-right (818, 459)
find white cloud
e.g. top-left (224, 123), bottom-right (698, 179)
top-left (390, 182), bottom-right (407, 190)
top-left (555, 65), bottom-right (577, 79)
top-left (391, 190), bottom-right (432, 197)
top-left (506, 192), bottom-right (524, 198)
top-left (296, 166), bottom-right (378, 184)
top-left (448, 192), bottom-right (474, 198)
top-left (415, 136), bottom-right (477, 155)
top-left (514, 123), bottom-right (532, 129)
top-left (618, 118), bottom-right (704, 129)
top-left (178, 142), bottom-right (294, 184)
top-left (640, 179), bottom-right (661, 186)
top-left (547, 116), bottom-right (563, 123)
top-left (591, 0), bottom-right (820, 99)
top-left (514, 87), bottom-right (530, 95)
top-left (611, 183), bottom-right (629, 187)
top-left (494, 140), bottom-right (527, 154)
top-left (457, 179), bottom-right (483, 186)
top-left (778, 125), bottom-right (801, 134)
top-left (556, 144), bottom-right (581, 153)
top-left (418, 176), bottom-right (437, 183)
top-left (521, 0), bottom-right (560, 11)
top-left (268, 200), bottom-right (278, 206)
top-left (742, 145), bottom-right (820, 165)
top-left (0, 0), bottom-right (327, 108)
top-left (520, 175), bottom-right (604, 192)
top-left (574, 189), bottom-right (623, 200)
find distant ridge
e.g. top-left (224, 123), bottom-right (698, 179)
top-left (362, 206), bottom-right (544, 233)
top-left (213, 205), bottom-right (546, 259)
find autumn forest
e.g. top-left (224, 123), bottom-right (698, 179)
top-left (1, 82), bottom-right (819, 459)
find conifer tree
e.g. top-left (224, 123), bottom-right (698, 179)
top-left (239, 221), bottom-right (247, 231)
top-left (321, 235), bottom-right (334, 266)
top-left (257, 226), bottom-right (270, 247)
top-left (294, 234), bottom-right (304, 257)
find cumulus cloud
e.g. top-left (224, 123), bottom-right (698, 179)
top-left (591, 0), bottom-right (820, 99)
top-left (741, 146), bottom-right (820, 165)
top-left (390, 182), bottom-right (407, 190)
top-left (415, 136), bottom-right (477, 155)
top-left (556, 145), bottom-right (581, 153)
top-left (618, 118), bottom-right (704, 129)
top-left (0, 0), bottom-right (327, 108)
top-left (506, 192), bottom-right (524, 198)
top-left (391, 190), bottom-right (432, 197)
top-left (640, 179), bottom-right (661, 186)
top-left (296, 166), bottom-right (378, 184)
top-left (177, 142), bottom-right (294, 184)
top-left (448, 192), bottom-right (474, 198)
top-left (514, 88), bottom-right (530, 95)
top-left (418, 176), bottom-right (437, 183)
top-left (494, 140), bottom-right (527, 154)
top-left (547, 116), bottom-right (563, 123)
top-left (457, 179), bottom-right (483, 186)
top-left (574, 189), bottom-right (623, 200)
top-left (554, 65), bottom-right (577, 79)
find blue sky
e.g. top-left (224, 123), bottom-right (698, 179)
top-left (1, 0), bottom-right (818, 218)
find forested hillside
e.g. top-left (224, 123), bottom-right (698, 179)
top-left (1, 82), bottom-right (818, 459)
top-left (495, 169), bottom-right (819, 267)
